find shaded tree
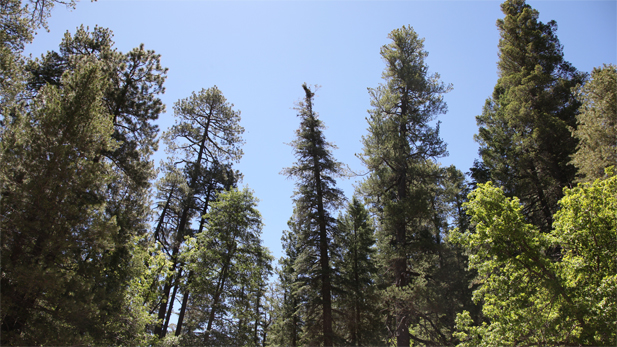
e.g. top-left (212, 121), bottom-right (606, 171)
top-left (0, 58), bottom-right (152, 345)
top-left (333, 197), bottom-right (383, 346)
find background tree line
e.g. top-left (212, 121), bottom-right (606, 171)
top-left (0, 0), bottom-right (614, 346)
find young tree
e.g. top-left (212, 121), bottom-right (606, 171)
top-left (571, 64), bottom-right (617, 182)
top-left (180, 188), bottom-right (272, 346)
top-left (359, 25), bottom-right (451, 347)
top-left (269, 217), bottom-right (303, 347)
top-left (282, 83), bottom-right (344, 346)
top-left (471, 0), bottom-right (585, 232)
top-left (333, 197), bottom-right (383, 346)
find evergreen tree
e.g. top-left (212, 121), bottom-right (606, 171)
top-left (282, 83), bottom-right (344, 346)
top-left (571, 64), bottom-right (617, 182)
top-left (333, 197), bottom-right (383, 346)
top-left (0, 58), bottom-right (152, 345)
top-left (359, 25), bottom-right (451, 347)
top-left (269, 217), bottom-right (303, 347)
top-left (471, 0), bottom-right (585, 232)
top-left (180, 188), bottom-right (272, 346)
top-left (1, 0), bottom-right (76, 119)
top-left (17, 27), bottom-right (168, 343)
top-left (154, 86), bottom-right (243, 338)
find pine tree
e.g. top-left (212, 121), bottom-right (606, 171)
top-left (19, 27), bottom-right (168, 343)
top-left (359, 25), bottom-right (451, 347)
top-left (571, 64), bottom-right (617, 182)
top-left (154, 86), bottom-right (244, 338)
top-left (472, 0), bottom-right (585, 232)
top-left (282, 83), bottom-right (344, 346)
top-left (0, 58), bottom-right (132, 345)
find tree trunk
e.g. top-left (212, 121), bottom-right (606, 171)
top-left (395, 111), bottom-right (410, 347)
top-left (309, 108), bottom-right (333, 346)
top-left (163, 267), bottom-right (182, 336)
top-left (203, 243), bottom-right (235, 345)
top-left (175, 270), bottom-right (192, 336)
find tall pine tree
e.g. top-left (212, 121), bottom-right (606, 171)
top-left (359, 25), bottom-right (451, 347)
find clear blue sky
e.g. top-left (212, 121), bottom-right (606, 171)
top-left (25, 0), bottom-right (617, 262)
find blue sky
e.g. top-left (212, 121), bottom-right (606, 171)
top-left (25, 0), bottom-right (616, 262)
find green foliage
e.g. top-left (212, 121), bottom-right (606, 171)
top-left (1, 23), bottom-right (166, 345)
top-left (180, 188), bottom-right (272, 346)
top-left (452, 171), bottom-right (616, 346)
top-left (332, 197), bottom-right (383, 346)
top-left (1, 58), bottom-right (129, 344)
top-left (1, 0), bottom-right (76, 117)
top-left (472, 0), bottom-right (585, 232)
top-left (269, 221), bottom-right (303, 347)
top-left (152, 85), bottom-right (244, 338)
top-left (27, 25), bottom-right (167, 186)
top-left (571, 64), bottom-right (617, 182)
top-left (360, 25), bottom-right (471, 346)
top-left (281, 83), bottom-right (344, 346)
top-left (551, 168), bottom-right (616, 342)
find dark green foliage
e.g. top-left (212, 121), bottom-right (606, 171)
top-left (1, 0), bottom-right (76, 117)
top-left (332, 197), bottom-right (383, 346)
top-left (1, 23), bottom-right (166, 345)
top-left (26, 25), bottom-right (167, 187)
top-left (472, 0), bottom-right (585, 232)
top-left (281, 83), bottom-right (344, 346)
top-left (179, 188), bottom-right (273, 346)
top-left (269, 219), bottom-right (303, 347)
top-left (359, 25), bottom-right (454, 346)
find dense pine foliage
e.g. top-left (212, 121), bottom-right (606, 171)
top-left (1, 0), bottom-right (614, 346)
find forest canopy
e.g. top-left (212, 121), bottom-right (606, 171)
top-left (0, 0), bottom-right (615, 346)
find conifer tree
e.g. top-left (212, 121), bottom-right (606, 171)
top-left (282, 83), bottom-right (344, 346)
top-left (154, 86), bottom-right (243, 338)
top-left (359, 25), bottom-right (451, 347)
top-left (333, 197), bottom-right (383, 346)
top-left (0, 58), bottom-right (150, 345)
top-left (179, 188), bottom-right (272, 346)
top-left (472, 0), bottom-right (585, 232)
top-left (270, 217), bottom-right (303, 347)
top-left (18, 27), bottom-right (168, 343)
top-left (571, 64), bottom-right (617, 182)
